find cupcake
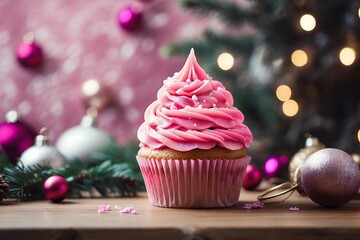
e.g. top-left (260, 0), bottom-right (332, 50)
top-left (136, 49), bottom-right (252, 208)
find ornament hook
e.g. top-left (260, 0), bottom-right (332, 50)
top-left (36, 127), bottom-right (49, 146)
top-left (257, 182), bottom-right (298, 203)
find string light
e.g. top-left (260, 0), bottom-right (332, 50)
top-left (339, 47), bottom-right (356, 66)
top-left (357, 129), bottom-right (360, 143)
top-left (276, 85), bottom-right (292, 101)
top-left (282, 99), bottom-right (299, 117)
top-left (291, 49), bottom-right (308, 67)
top-left (358, 7), bottom-right (360, 18)
top-left (300, 14), bottom-right (316, 31)
top-left (217, 52), bottom-right (234, 71)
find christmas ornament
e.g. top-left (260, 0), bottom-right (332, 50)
top-left (351, 154), bottom-right (360, 169)
top-left (81, 79), bottom-right (113, 110)
top-left (56, 108), bottom-right (113, 162)
top-left (0, 176), bottom-right (9, 201)
top-left (117, 6), bottom-right (143, 32)
top-left (20, 128), bottom-right (66, 169)
top-left (43, 175), bottom-right (68, 203)
top-left (0, 110), bottom-right (37, 165)
top-left (263, 155), bottom-right (289, 179)
top-left (258, 148), bottom-right (360, 208)
top-left (243, 164), bottom-right (262, 190)
top-left (288, 136), bottom-right (325, 194)
top-left (16, 32), bottom-right (43, 68)
top-left (301, 148), bottom-right (360, 208)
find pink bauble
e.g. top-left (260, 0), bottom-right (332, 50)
top-left (16, 41), bottom-right (43, 68)
top-left (117, 6), bottom-right (143, 31)
top-left (0, 121), bottom-right (36, 165)
top-left (43, 176), bottom-right (69, 203)
top-left (263, 155), bottom-right (289, 179)
top-left (301, 148), bottom-right (360, 208)
top-left (243, 164), bottom-right (262, 190)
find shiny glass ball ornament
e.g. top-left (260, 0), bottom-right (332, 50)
top-left (56, 108), bottom-right (112, 162)
top-left (117, 6), bottom-right (143, 31)
top-left (20, 128), bottom-right (66, 169)
top-left (16, 33), bottom-right (43, 68)
top-left (43, 175), bottom-right (68, 203)
top-left (263, 155), bottom-right (288, 179)
top-left (0, 111), bottom-right (36, 165)
top-left (243, 164), bottom-right (262, 190)
top-left (301, 148), bottom-right (360, 208)
top-left (81, 79), bottom-right (112, 110)
top-left (289, 136), bottom-right (325, 195)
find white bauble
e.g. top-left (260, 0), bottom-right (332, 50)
top-left (56, 111), bottom-right (112, 162)
top-left (20, 129), bottom-right (66, 169)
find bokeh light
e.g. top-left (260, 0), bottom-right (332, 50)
top-left (276, 85), bottom-right (292, 101)
top-left (300, 14), bottom-right (316, 31)
top-left (282, 99), bottom-right (299, 117)
top-left (339, 47), bottom-right (356, 66)
top-left (82, 79), bottom-right (100, 96)
top-left (217, 52), bottom-right (234, 70)
top-left (291, 50), bottom-right (308, 67)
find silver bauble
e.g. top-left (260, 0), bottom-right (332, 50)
top-left (56, 109), bottom-right (112, 162)
top-left (20, 128), bottom-right (66, 169)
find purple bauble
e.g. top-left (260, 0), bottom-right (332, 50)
top-left (17, 41), bottom-right (43, 68)
top-left (117, 6), bottom-right (143, 31)
top-left (301, 148), bottom-right (360, 208)
top-left (243, 164), bottom-right (262, 190)
top-left (0, 120), bottom-right (36, 165)
top-left (43, 175), bottom-right (69, 203)
top-left (263, 155), bottom-right (288, 179)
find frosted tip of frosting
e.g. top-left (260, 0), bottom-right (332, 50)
top-left (176, 48), bottom-right (208, 82)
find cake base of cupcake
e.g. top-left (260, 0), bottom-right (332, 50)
top-left (137, 156), bottom-right (251, 208)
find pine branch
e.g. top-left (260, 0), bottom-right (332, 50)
top-left (180, 0), bottom-right (254, 27)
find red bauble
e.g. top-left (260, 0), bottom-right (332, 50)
top-left (117, 6), bottom-right (143, 31)
top-left (16, 39), bottom-right (43, 68)
top-left (243, 164), bottom-right (262, 190)
top-left (43, 176), bottom-right (69, 203)
top-left (0, 111), bottom-right (37, 165)
top-left (301, 148), bottom-right (360, 208)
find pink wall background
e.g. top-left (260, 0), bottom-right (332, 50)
top-left (0, 0), bottom-right (205, 144)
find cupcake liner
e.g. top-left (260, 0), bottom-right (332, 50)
top-left (136, 156), bottom-right (251, 208)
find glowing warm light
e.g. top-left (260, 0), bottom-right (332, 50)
top-left (82, 79), bottom-right (100, 96)
top-left (339, 47), bottom-right (356, 66)
top-left (358, 7), bottom-right (360, 18)
top-left (300, 14), bottom-right (316, 31)
top-left (217, 52), bottom-right (234, 70)
top-left (282, 99), bottom-right (299, 117)
top-left (276, 85), bottom-right (292, 102)
top-left (357, 129), bottom-right (360, 142)
top-left (291, 50), bottom-right (308, 67)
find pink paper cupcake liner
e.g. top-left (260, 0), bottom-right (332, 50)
top-left (136, 156), bottom-right (251, 208)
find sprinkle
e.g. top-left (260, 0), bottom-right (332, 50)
top-left (98, 205), bottom-right (112, 213)
top-left (198, 104), bottom-right (202, 108)
top-left (213, 103), bottom-right (217, 108)
top-left (217, 87), bottom-right (224, 91)
top-left (120, 206), bottom-right (139, 215)
top-left (203, 99), bottom-right (206, 103)
top-left (289, 207), bottom-right (300, 211)
top-left (192, 95), bottom-right (198, 101)
top-left (242, 202), bottom-right (264, 210)
top-left (209, 92), bottom-right (213, 96)
top-left (186, 79), bottom-right (191, 83)
top-left (194, 123), bottom-right (197, 127)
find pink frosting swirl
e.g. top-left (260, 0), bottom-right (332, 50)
top-left (138, 49), bottom-right (252, 151)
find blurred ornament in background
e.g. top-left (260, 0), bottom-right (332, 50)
top-left (243, 164), bottom-right (262, 190)
top-left (117, 6), bottom-right (143, 32)
top-left (263, 155), bottom-right (289, 180)
top-left (56, 108), bottom-right (113, 162)
top-left (20, 128), bottom-right (66, 169)
top-left (301, 148), bottom-right (360, 208)
top-left (43, 175), bottom-right (68, 203)
top-left (0, 110), bottom-right (36, 165)
top-left (351, 153), bottom-right (360, 169)
top-left (81, 79), bottom-right (113, 111)
top-left (16, 32), bottom-right (43, 68)
top-left (289, 135), bottom-right (325, 195)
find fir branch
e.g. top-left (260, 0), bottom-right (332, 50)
top-left (180, 0), bottom-right (254, 27)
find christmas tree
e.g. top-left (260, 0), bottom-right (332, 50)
top-left (164, 0), bottom-right (360, 167)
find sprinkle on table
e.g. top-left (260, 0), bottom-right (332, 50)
top-left (242, 202), bottom-right (265, 210)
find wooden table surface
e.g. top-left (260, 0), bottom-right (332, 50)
top-left (1, 190), bottom-right (360, 240)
